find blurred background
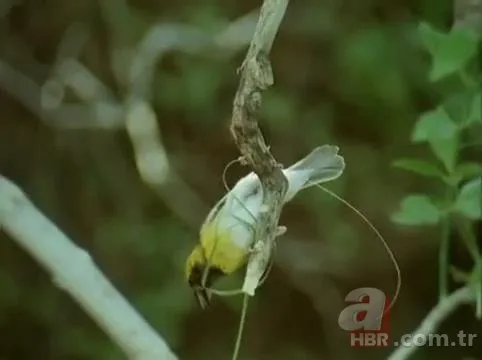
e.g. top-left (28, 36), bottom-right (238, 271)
top-left (0, 0), bottom-right (481, 359)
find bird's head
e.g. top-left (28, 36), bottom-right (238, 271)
top-left (185, 245), bottom-right (224, 309)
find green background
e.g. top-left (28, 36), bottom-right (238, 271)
top-left (0, 0), bottom-right (481, 359)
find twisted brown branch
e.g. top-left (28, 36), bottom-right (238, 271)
top-left (229, 0), bottom-right (290, 295)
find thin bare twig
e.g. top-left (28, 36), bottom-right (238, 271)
top-left (229, 0), bottom-right (290, 295)
top-left (388, 286), bottom-right (474, 360)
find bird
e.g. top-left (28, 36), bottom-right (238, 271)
top-left (185, 145), bottom-right (345, 308)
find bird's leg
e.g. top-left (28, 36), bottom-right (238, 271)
top-left (248, 225), bottom-right (286, 253)
top-left (275, 225), bottom-right (287, 237)
top-left (248, 240), bottom-right (264, 254)
top-left (238, 155), bottom-right (249, 166)
top-left (272, 225), bottom-right (286, 250)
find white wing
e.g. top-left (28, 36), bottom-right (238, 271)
top-left (206, 145), bottom-right (345, 249)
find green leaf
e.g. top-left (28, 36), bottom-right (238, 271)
top-left (429, 136), bottom-right (459, 173)
top-left (392, 158), bottom-right (444, 178)
top-left (411, 107), bottom-right (459, 172)
top-left (412, 107), bottom-right (458, 142)
top-left (429, 28), bottom-right (479, 81)
top-left (443, 90), bottom-right (472, 126)
top-left (454, 177), bottom-right (482, 219)
top-left (418, 22), bottom-right (445, 55)
top-left (392, 194), bottom-right (441, 225)
top-left (455, 162), bottom-right (482, 181)
top-left (443, 90), bottom-right (481, 128)
top-left (467, 92), bottom-right (482, 125)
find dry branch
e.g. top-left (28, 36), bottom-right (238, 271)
top-left (229, 0), bottom-right (290, 295)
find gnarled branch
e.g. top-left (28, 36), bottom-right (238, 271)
top-left (229, 0), bottom-right (290, 295)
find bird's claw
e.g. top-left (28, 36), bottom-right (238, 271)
top-left (248, 241), bottom-right (264, 254)
top-left (238, 155), bottom-right (249, 166)
top-left (275, 225), bottom-right (287, 237)
top-left (248, 226), bottom-right (286, 253)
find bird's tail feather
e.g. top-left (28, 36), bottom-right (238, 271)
top-left (284, 145), bottom-right (345, 201)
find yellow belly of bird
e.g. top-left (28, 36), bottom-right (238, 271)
top-left (200, 225), bottom-right (250, 275)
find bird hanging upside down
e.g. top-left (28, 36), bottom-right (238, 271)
top-left (185, 145), bottom-right (345, 308)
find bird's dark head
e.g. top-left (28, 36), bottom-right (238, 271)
top-left (186, 248), bottom-right (225, 309)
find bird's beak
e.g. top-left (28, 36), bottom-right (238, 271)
top-left (193, 286), bottom-right (212, 310)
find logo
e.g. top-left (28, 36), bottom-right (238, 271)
top-left (338, 287), bottom-right (390, 347)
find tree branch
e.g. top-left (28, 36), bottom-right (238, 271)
top-left (229, 0), bottom-right (290, 295)
top-left (388, 286), bottom-right (474, 360)
top-left (0, 176), bottom-right (178, 360)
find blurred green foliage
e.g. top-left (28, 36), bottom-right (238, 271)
top-left (391, 21), bottom-right (481, 319)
